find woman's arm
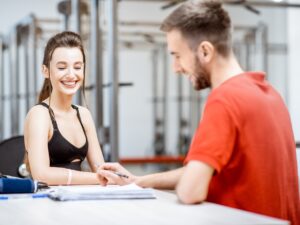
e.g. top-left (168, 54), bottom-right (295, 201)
top-left (24, 105), bottom-right (103, 185)
top-left (77, 106), bottom-right (105, 172)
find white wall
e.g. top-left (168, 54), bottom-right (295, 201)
top-left (226, 5), bottom-right (288, 100)
top-left (287, 1), bottom-right (300, 142)
top-left (0, 0), bottom-right (62, 34)
top-left (0, 0), bottom-right (62, 138)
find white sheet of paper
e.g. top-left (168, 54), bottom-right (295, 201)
top-left (48, 183), bottom-right (156, 201)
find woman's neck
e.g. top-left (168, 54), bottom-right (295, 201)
top-left (47, 92), bottom-right (74, 113)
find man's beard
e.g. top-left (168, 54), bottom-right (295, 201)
top-left (192, 57), bottom-right (211, 91)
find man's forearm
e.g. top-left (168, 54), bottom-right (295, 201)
top-left (135, 167), bottom-right (184, 189)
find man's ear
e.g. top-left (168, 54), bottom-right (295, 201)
top-left (197, 41), bottom-right (214, 64)
top-left (42, 65), bottom-right (49, 79)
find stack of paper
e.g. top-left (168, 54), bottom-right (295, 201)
top-left (48, 183), bottom-right (156, 201)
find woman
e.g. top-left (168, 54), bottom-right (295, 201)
top-left (24, 31), bottom-right (105, 185)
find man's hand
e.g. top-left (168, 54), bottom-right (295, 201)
top-left (97, 162), bottom-right (136, 185)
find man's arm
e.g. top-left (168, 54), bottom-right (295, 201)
top-left (97, 162), bottom-right (184, 189)
top-left (136, 167), bottom-right (184, 189)
top-left (98, 160), bottom-right (214, 203)
top-left (176, 160), bottom-right (214, 204)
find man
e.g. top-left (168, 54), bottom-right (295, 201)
top-left (98, 1), bottom-right (300, 224)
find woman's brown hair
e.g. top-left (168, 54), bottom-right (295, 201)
top-left (38, 31), bottom-right (87, 102)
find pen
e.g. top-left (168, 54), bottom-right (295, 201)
top-left (0, 193), bottom-right (48, 200)
top-left (113, 172), bottom-right (129, 179)
top-left (94, 164), bottom-right (129, 179)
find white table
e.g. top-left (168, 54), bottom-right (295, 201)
top-left (0, 189), bottom-right (288, 225)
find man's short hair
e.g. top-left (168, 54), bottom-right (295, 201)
top-left (160, 0), bottom-right (232, 57)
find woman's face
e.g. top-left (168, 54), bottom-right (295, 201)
top-left (47, 47), bottom-right (84, 97)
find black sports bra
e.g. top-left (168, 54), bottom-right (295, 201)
top-left (38, 102), bottom-right (88, 171)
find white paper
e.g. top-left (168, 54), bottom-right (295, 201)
top-left (48, 183), bottom-right (156, 201)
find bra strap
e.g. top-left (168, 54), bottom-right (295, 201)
top-left (37, 102), bottom-right (58, 130)
top-left (71, 105), bottom-right (87, 138)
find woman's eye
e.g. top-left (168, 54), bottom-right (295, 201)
top-left (58, 67), bottom-right (66, 70)
top-left (75, 67), bottom-right (82, 70)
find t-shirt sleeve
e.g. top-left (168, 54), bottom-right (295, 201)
top-left (184, 99), bottom-right (237, 173)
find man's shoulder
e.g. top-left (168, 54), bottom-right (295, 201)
top-left (209, 72), bottom-right (267, 101)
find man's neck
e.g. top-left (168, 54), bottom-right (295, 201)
top-left (210, 52), bottom-right (244, 89)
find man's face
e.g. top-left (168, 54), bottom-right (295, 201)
top-left (166, 29), bottom-right (211, 90)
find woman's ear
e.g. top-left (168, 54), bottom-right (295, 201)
top-left (197, 41), bottom-right (214, 64)
top-left (42, 65), bottom-right (49, 79)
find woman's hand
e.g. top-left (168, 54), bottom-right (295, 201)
top-left (97, 162), bottom-right (136, 185)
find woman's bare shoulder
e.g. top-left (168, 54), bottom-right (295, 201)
top-left (74, 105), bottom-right (93, 125)
top-left (75, 105), bottom-right (92, 117)
top-left (25, 104), bottom-right (51, 125)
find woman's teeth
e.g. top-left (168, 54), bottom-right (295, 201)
top-left (61, 81), bottom-right (76, 87)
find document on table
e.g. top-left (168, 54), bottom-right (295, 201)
top-left (48, 183), bottom-right (156, 201)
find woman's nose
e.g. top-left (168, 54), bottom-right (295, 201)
top-left (66, 68), bottom-right (76, 78)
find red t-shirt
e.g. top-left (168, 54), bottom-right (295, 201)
top-left (185, 72), bottom-right (300, 225)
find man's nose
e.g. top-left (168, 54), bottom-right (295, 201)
top-left (173, 61), bottom-right (183, 74)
